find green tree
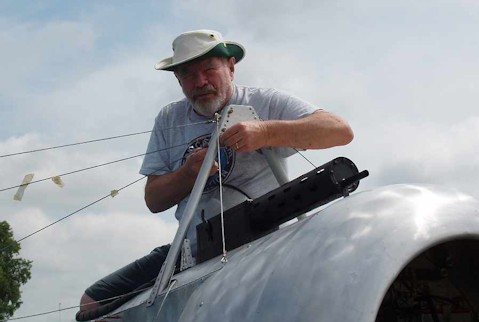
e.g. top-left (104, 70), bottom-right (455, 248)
top-left (0, 221), bottom-right (32, 321)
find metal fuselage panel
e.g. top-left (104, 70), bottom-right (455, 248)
top-left (116, 184), bottom-right (479, 322)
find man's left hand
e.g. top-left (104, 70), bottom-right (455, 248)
top-left (220, 121), bottom-right (268, 152)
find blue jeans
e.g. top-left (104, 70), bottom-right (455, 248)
top-left (84, 244), bottom-right (171, 303)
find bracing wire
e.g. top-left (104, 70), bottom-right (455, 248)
top-left (0, 130), bottom-right (152, 158)
top-left (1, 120), bottom-right (215, 192)
top-left (154, 279), bottom-right (178, 320)
top-left (1, 118), bottom-right (218, 249)
top-left (4, 304), bottom-right (78, 321)
top-left (215, 116), bottom-right (228, 263)
top-left (0, 142), bottom-right (189, 193)
top-left (0, 157), bottom-right (184, 252)
top-left (0, 120), bottom-right (213, 159)
top-left (13, 176), bottom-right (146, 245)
top-left (293, 148), bottom-right (317, 169)
top-left (4, 284), bottom-right (154, 321)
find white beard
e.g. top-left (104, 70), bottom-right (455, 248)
top-left (190, 82), bottom-right (233, 117)
top-left (192, 95), bottom-right (224, 116)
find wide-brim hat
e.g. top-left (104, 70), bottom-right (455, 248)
top-left (155, 30), bottom-right (245, 71)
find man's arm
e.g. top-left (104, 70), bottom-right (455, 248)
top-left (221, 110), bottom-right (354, 152)
top-left (145, 148), bottom-right (218, 213)
top-left (145, 110), bottom-right (352, 213)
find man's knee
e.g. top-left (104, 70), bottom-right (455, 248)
top-left (80, 292), bottom-right (100, 312)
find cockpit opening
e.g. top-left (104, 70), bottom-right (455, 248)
top-left (376, 238), bottom-right (479, 322)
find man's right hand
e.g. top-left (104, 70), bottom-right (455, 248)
top-left (183, 148), bottom-right (219, 178)
top-left (144, 147), bottom-right (218, 213)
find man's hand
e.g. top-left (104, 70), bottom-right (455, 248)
top-left (145, 148), bottom-right (218, 213)
top-left (184, 148), bottom-right (219, 177)
top-left (220, 121), bottom-right (268, 152)
top-left (221, 111), bottom-right (354, 152)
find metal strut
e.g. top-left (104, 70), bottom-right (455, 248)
top-left (146, 111), bottom-right (223, 307)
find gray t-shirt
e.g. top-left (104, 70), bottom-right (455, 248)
top-left (140, 84), bottom-right (319, 255)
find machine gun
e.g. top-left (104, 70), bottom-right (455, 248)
top-left (197, 157), bottom-right (369, 263)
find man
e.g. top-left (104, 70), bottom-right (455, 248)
top-left (79, 29), bottom-right (353, 313)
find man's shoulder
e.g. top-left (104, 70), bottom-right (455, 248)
top-left (151, 99), bottom-right (190, 128)
top-left (162, 98), bottom-right (189, 112)
top-left (235, 84), bottom-right (281, 97)
top-left (233, 85), bottom-right (286, 106)
top-left (156, 98), bottom-right (189, 117)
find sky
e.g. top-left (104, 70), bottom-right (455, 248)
top-left (1, 0), bottom-right (478, 321)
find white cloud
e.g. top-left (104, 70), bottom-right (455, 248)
top-left (0, 18), bottom-right (96, 97)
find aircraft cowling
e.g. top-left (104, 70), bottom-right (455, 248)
top-left (115, 183), bottom-right (479, 322)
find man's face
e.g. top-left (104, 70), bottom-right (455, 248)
top-left (175, 56), bottom-right (235, 117)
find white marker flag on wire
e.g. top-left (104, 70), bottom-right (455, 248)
top-left (13, 173), bottom-right (35, 201)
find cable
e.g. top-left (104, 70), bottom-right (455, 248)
top-left (152, 278), bottom-right (178, 322)
top-left (293, 148), bottom-right (317, 169)
top-left (5, 284), bottom-right (154, 321)
top-left (0, 130), bottom-right (152, 158)
top-left (1, 119), bottom-right (217, 192)
top-left (0, 157), bottom-right (184, 252)
top-left (14, 176), bottom-right (146, 245)
top-left (4, 304), bottom-right (79, 321)
top-left (216, 118), bottom-right (228, 263)
top-left (0, 142), bottom-right (189, 193)
top-left (0, 120), bottom-right (213, 159)
top-left (1, 118), bottom-right (219, 249)
top-left (222, 184), bottom-right (252, 200)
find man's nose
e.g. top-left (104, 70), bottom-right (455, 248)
top-left (193, 71), bottom-right (208, 88)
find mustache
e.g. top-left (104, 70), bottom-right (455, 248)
top-left (192, 85), bottom-right (217, 98)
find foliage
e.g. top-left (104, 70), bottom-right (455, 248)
top-left (0, 221), bottom-right (32, 321)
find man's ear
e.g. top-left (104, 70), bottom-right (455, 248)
top-left (228, 57), bottom-right (235, 79)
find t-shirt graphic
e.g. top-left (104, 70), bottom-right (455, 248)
top-left (181, 134), bottom-right (235, 193)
